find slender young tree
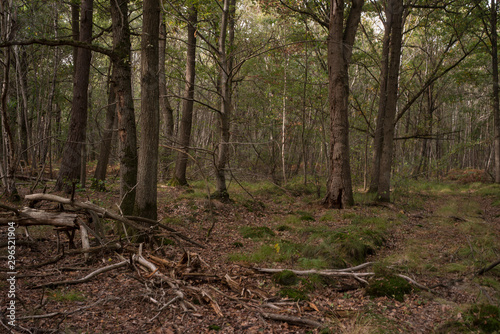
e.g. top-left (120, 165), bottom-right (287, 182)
top-left (93, 72), bottom-right (116, 188)
top-left (173, 5), bottom-right (198, 186)
top-left (159, 15), bottom-right (175, 179)
top-left (214, 0), bottom-right (236, 200)
top-left (135, 0), bottom-right (160, 219)
top-left (55, 0), bottom-right (93, 192)
top-left (323, 0), bottom-right (364, 209)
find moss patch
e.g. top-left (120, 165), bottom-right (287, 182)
top-left (365, 275), bottom-right (413, 302)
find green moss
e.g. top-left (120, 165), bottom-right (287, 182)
top-left (365, 276), bottom-right (413, 302)
top-left (276, 224), bottom-right (293, 232)
top-left (467, 304), bottom-right (500, 332)
top-left (273, 270), bottom-right (299, 286)
top-left (239, 226), bottom-right (275, 239)
top-left (279, 287), bottom-right (309, 301)
top-left (47, 289), bottom-right (86, 302)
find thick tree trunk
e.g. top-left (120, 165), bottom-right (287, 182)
top-left (55, 0), bottom-right (93, 192)
top-left (173, 6), bottom-right (198, 186)
top-left (214, 0), bottom-right (236, 200)
top-left (323, 0), bottom-right (363, 209)
top-left (135, 0), bottom-right (160, 220)
top-left (110, 0), bottom-right (137, 215)
top-left (376, 0), bottom-right (403, 202)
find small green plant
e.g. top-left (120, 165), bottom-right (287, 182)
top-left (208, 324), bottom-right (221, 331)
top-left (90, 178), bottom-right (106, 191)
top-left (232, 241), bottom-right (243, 248)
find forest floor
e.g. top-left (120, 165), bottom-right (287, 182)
top-left (1, 171), bottom-right (500, 333)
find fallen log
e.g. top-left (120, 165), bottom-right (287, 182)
top-left (24, 193), bottom-right (205, 248)
top-left (0, 208), bottom-right (78, 228)
top-left (24, 193), bottom-right (146, 232)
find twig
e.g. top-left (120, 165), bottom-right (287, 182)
top-left (31, 260), bottom-right (129, 289)
top-left (477, 258), bottom-right (500, 275)
top-left (17, 297), bottom-right (119, 320)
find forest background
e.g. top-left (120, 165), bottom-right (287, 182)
top-left (0, 0), bottom-right (497, 212)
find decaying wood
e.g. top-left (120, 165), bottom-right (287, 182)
top-left (25, 193), bottom-right (146, 231)
top-left (24, 193), bottom-right (205, 248)
top-left (79, 223), bottom-right (90, 262)
top-left (0, 208), bottom-right (78, 227)
top-left (255, 264), bottom-right (430, 290)
top-left (261, 312), bottom-right (323, 328)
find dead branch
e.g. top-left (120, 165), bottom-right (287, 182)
top-left (261, 312), bottom-right (323, 328)
top-left (477, 258), bottom-right (500, 275)
top-left (31, 260), bottom-right (129, 289)
top-left (0, 208), bottom-right (78, 228)
top-left (254, 267), bottom-right (375, 278)
top-left (17, 297), bottom-right (120, 320)
top-left (255, 266), bottom-right (430, 290)
top-left (24, 193), bottom-right (146, 231)
top-left (24, 193), bottom-right (205, 248)
top-left (125, 215), bottom-right (206, 248)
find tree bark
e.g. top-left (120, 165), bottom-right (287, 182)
top-left (55, 0), bottom-right (93, 192)
top-left (110, 0), bottom-right (138, 215)
top-left (159, 17), bottom-right (175, 179)
top-left (323, 0), bottom-right (364, 209)
top-left (214, 0), bottom-right (236, 200)
top-left (173, 6), bottom-right (198, 186)
top-left (376, 0), bottom-right (403, 202)
top-left (93, 70), bottom-right (116, 186)
top-left (135, 0), bottom-right (160, 220)
top-left (491, 0), bottom-right (500, 183)
top-left (368, 1), bottom-right (392, 193)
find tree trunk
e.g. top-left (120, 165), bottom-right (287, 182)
top-left (93, 69), bottom-right (116, 187)
top-left (214, 0), bottom-right (236, 200)
top-left (492, 0), bottom-right (500, 183)
top-left (159, 17), bottom-right (175, 179)
top-left (135, 0), bottom-right (160, 220)
top-left (173, 6), bottom-right (197, 186)
top-left (110, 0), bottom-right (137, 215)
top-left (368, 1), bottom-right (392, 194)
top-left (55, 0), bottom-right (93, 192)
top-left (323, 0), bottom-right (364, 209)
top-left (376, 0), bottom-right (403, 202)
